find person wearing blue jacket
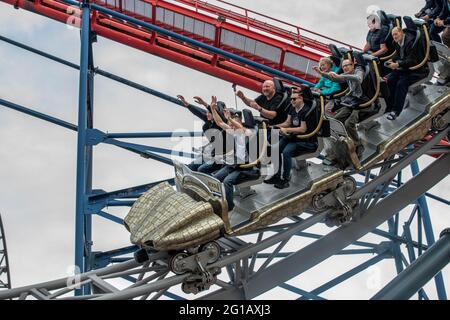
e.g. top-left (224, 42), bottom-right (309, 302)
top-left (312, 57), bottom-right (341, 96)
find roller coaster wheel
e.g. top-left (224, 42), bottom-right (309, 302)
top-left (169, 252), bottom-right (189, 275)
top-left (200, 241), bottom-right (221, 264)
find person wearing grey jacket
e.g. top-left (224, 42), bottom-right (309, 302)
top-left (313, 59), bottom-right (366, 157)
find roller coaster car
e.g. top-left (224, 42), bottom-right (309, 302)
top-left (124, 95), bottom-right (354, 253)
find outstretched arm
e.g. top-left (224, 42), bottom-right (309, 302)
top-left (177, 95), bottom-right (208, 122)
top-left (236, 90), bottom-right (278, 119)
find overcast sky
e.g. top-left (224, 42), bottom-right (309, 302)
top-left (0, 0), bottom-right (448, 299)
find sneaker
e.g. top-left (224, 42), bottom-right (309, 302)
top-left (274, 179), bottom-right (290, 189)
top-left (322, 157), bottom-right (337, 166)
top-left (264, 175), bottom-right (281, 185)
top-left (386, 112), bottom-right (397, 121)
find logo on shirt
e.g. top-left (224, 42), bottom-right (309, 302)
top-left (292, 116), bottom-right (299, 127)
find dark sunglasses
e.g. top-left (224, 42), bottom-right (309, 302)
top-left (291, 97), bottom-right (301, 101)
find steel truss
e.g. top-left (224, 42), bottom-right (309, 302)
top-left (0, 214), bottom-right (11, 290)
top-left (0, 1), bottom-right (449, 299)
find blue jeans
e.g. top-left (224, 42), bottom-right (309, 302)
top-left (429, 21), bottom-right (445, 43)
top-left (274, 137), bottom-right (317, 180)
top-left (188, 160), bottom-right (223, 174)
top-left (213, 165), bottom-right (260, 211)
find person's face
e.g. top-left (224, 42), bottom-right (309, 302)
top-left (392, 29), bottom-right (403, 44)
top-left (320, 61), bottom-right (332, 72)
top-left (290, 93), bottom-right (303, 108)
top-left (367, 17), bottom-right (377, 31)
top-left (262, 81), bottom-right (275, 98)
top-left (342, 60), bottom-right (354, 74)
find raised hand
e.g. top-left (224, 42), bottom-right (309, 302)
top-left (193, 96), bottom-right (208, 106)
top-left (236, 90), bottom-right (245, 99)
top-left (177, 95), bottom-right (189, 107)
top-left (312, 66), bottom-right (322, 74)
top-left (210, 96), bottom-right (218, 109)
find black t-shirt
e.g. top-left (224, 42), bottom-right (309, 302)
top-left (255, 92), bottom-right (286, 125)
top-left (287, 102), bottom-right (318, 145)
top-left (366, 25), bottom-right (389, 53)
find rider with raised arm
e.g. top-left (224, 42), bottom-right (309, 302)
top-left (209, 96), bottom-right (260, 213)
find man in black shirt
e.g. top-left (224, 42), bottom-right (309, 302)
top-left (236, 80), bottom-right (286, 125)
top-left (264, 88), bottom-right (318, 189)
top-left (363, 14), bottom-right (389, 58)
top-left (177, 95), bottom-right (225, 173)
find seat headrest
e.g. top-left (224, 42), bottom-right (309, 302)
top-left (298, 85), bottom-right (314, 102)
top-left (216, 101), bottom-right (227, 122)
top-left (353, 51), bottom-right (367, 66)
top-left (378, 10), bottom-right (390, 26)
top-left (361, 53), bottom-right (377, 63)
top-left (329, 55), bottom-right (341, 68)
top-left (387, 14), bottom-right (402, 28)
top-left (403, 16), bottom-right (418, 31)
top-left (273, 77), bottom-right (284, 94)
top-left (242, 109), bottom-right (256, 129)
top-left (228, 108), bottom-right (241, 117)
top-left (328, 44), bottom-right (343, 59)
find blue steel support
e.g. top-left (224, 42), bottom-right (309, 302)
top-left (74, 1), bottom-right (91, 295)
top-left (105, 132), bottom-right (203, 139)
top-left (388, 217), bottom-right (404, 274)
top-left (0, 98), bottom-right (77, 131)
top-left (410, 159), bottom-right (447, 300)
top-left (0, 34), bottom-right (212, 115)
top-left (84, 30), bottom-right (96, 282)
top-left (62, 0), bottom-right (314, 87)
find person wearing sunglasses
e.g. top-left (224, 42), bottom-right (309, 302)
top-left (263, 88), bottom-right (318, 189)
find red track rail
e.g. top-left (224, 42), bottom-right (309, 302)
top-left (1, 0), bottom-right (346, 91)
top-left (173, 0), bottom-right (357, 54)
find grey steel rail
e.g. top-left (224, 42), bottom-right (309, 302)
top-left (0, 214), bottom-right (11, 290)
top-left (371, 228), bottom-right (450, 300)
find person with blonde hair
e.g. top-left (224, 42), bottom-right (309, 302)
top-left (312, 57), bottom-right (341, 96)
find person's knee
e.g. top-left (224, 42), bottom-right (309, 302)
top-left (345, 117), bottom-right (356, 127)
top-left (397, 79), bottom-right (413, 92)
top-left (282, 149), bottom-right (295, 159)
top-left (223, 175), bottom-right (235, 186)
